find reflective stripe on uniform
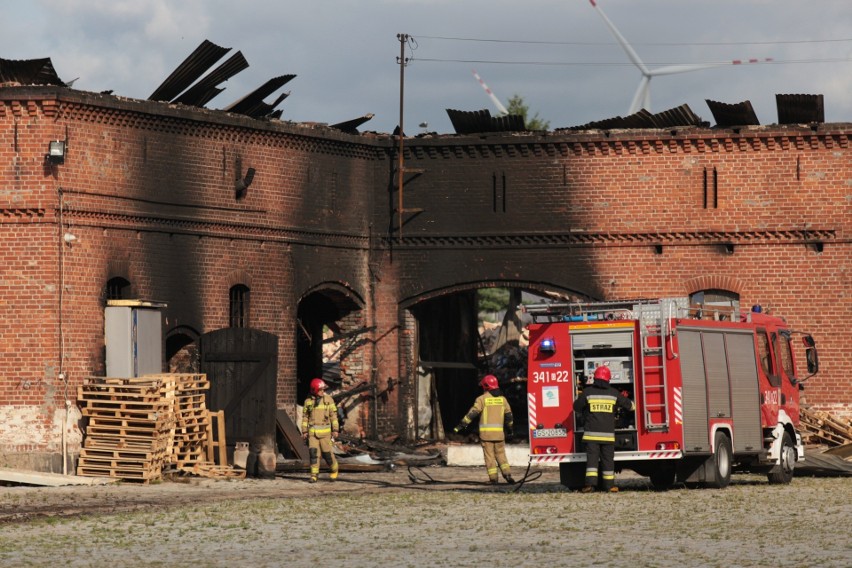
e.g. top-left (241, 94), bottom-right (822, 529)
top-left (583, 431), bottom-right (616, 442)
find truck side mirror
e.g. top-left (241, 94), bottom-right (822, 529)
top-left (802, 335), bottom-right (819, 376)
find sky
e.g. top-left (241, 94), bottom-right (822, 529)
top-left (3, 0), bottom-right (852, 134)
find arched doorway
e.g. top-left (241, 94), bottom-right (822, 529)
top-left (407, 284), bottom-right (591, 442)
top-left (296, 284), bottom-right (367, 434)
top-left (166, 326), bottom-right (200, 373)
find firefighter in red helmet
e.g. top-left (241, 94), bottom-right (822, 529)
top-left (453, 374), bottom-right (516, 484)
top-left (572, 365), bottom-right (635, 492)
top-left (301, 378), bottom-right (339, 483)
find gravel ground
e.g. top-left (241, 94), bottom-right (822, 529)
top-left (1, 467), bottom-right (850, 567)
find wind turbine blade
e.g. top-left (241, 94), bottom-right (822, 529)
top-left (472, 69), bottom-right (509, 115)
top-left (650, 57), bottom-right (773, 77)
top-left (629, 76), bottom-right (650, 115)
top-left (589, 0), bottom-right (650, 75)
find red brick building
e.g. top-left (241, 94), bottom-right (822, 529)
top-left (1, 85), bottom-right (849, 472)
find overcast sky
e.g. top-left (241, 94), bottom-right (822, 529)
top-left (4, 0), bottom-right (852, 134)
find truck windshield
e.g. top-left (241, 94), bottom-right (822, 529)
top-left (757, 330), bottom-right (780, 387)
top-left (778, 335), bottom-right (796, 382)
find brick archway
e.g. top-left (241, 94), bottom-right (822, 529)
top-left (684, 275), bottom-right (745, 295)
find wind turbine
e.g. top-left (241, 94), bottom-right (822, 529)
top-left (589, 0), bottom-right (771, 115)
top-left (472, 69), bottom-right (509, 115)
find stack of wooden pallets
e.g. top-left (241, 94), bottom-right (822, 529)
top-left (77, 373), bottom-right (245, 482)
top-left (150, 373), bottom-right (211, 467)
top-left (800, 406), bottom-right (852, 447)
top-left (77, 376), bottom-right (176, 483)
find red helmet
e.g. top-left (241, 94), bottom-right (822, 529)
top-left (479, 374), bottom-right (499, 390)
top-left (310, 378), bottom-right (327, 395)
top-left (593, 366), bottom-right (612, 382)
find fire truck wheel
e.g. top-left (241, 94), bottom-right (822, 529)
top-left (767, 431), bottom-right (796, 485)
top-left (709, 431), bottom-right (732, 489)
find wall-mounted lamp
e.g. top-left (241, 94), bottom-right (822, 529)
top-left (235, 167), bottom-right (255, 199)
top-left (723, 243), bottom-right (735, 255)
top-left (63, 232), bottom-right (77, 245)
top-left (46, 140), bottom-right (67, 164)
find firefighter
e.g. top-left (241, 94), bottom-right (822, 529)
top-left (301, 378), bottom-right (339, 483)
top-left (572, 365), bottom-right (635, 493)
top-left (453, 374), bottom-right (516, 484)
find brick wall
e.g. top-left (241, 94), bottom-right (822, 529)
top-left (1, 88), bottom-right (849, 469)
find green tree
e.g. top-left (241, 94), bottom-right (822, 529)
top-left (478, 288), bottom-right (510, 321)
top-left (506, 95), bottom-right (550, 131)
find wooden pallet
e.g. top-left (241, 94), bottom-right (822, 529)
top-left (800, 406), bottom-right (852, 447)
top-left (180, 462), bottom-right (245, 480)
top-left (78, 373), bottom-right (235, 482)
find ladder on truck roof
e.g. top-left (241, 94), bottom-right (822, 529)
top-left (633, 298), bottom-right (686, 431)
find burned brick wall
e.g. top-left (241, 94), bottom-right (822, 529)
top-left (1, 87), bottom-right (849, 469)
top-left (0, 88), bottom-right (382, 468)
top-left (371, 130), bottom-right (851, 430)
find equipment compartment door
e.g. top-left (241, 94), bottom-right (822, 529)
top-left (726, 331), bottom-right (762, 453)
top-left (678, 329), bottom-right (710, 452)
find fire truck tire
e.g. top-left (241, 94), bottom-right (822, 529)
top-left (649, 464), bottom-right (676, 491)
top-left (767, 431), bottom-right (796, 485)
top-left (709, 431), bottom-right (732, 489)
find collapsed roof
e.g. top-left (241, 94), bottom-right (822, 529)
top-left (0, 51), bottom-right (826, 136)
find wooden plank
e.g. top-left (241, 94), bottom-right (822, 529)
top-left (277, 409), bottom-right (309, 462)
top-left (205, 411), bottom-right (216, 463)
top-left (0, 467), bottom-right (117, 486)
top-left (216, 410), bottom-right (227, 466)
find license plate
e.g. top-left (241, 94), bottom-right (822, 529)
top-left (532, 428), bottom-right (567, 439)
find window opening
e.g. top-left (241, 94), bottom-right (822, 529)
top-left (106, 277), bottom-right (131, 301)
top-left (229, 284), bottom-right (250, 328)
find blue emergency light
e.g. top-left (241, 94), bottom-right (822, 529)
top-left (540, 337), bottom-right (556, 353)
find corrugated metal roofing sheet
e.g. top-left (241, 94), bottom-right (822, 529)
top-left (445, 109), bottom-right (525, 135)
top-left (173, 51), bottom-right (249, 107)
top-left (331, 114), bottom-right (375, 135)
top-left (776, 94), bottom-right (824, 124)
top-left (706, 99), bottom-right (760, 127)
top-left (243, 92), bottom-right (289, 119)
top-left (0, 57), bottom-right (63, 86)
top-left (223, 75), bottom-right (295, 116)
top-left (148, 40), bottom-right (230, 102)
top-left (561, 104), bottom-right (704, 130)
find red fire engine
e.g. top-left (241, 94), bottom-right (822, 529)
top-left (525, 298), bottom-right (819, 489)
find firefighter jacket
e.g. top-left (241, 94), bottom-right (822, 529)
top-left (301, 393), bottom-right (339, 439)
top-left (572, 380), bottom-right (634, 443)
top-left (459, 389), bottom-right (514, 442)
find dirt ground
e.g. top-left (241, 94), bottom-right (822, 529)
top-left (1, 466), bottom-right (850, 567)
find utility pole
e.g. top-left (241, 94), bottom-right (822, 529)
top-left (396, 33), bottom-right (409, 241)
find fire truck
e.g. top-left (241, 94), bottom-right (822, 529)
top-left (524, 298), bottom-right (819, 489)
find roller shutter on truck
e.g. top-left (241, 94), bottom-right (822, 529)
top-left (677, 328), bottom-right (762, 454)
top-left (678, 330), bottom-right (711, 452)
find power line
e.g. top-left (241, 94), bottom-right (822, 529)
top-left (412, 57), bottom-right (852, 67)
top-left (415, 34), bottom-right (852, 47)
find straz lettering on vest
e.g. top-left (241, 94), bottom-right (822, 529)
top-left (588, 397), bottom-right (615, 413)
top-left (485, 398), bottom-right (504, 406)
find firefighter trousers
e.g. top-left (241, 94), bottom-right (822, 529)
top-left (584, 441), bottom-right (615, 490)
top-left (481, 440), bottom-right (511, 482)
top-left (308, 434), bottom-right (338, 479)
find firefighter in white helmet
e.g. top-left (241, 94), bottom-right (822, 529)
top-left (454, 374), bottom-right (516, 484)
top-left (573, 365), bottom-right (635, 492)
top-left (301, 378), bottom-right (339, 483)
